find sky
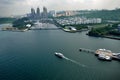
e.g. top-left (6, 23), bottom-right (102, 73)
top-left (0, 0), bottom-right (120, 17)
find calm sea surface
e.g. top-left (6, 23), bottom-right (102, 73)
top-left (0, 24), bottom-right (120, 80)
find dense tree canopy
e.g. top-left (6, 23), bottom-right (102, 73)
top-left (77, 9), bottom-right (120, 21)
top-left (13, 17), bottom-right (33, 29)
top-left (88, 23), bottom-right (120, 37)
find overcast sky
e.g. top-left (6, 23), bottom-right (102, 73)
top-left (0, 0), bottom-right (120, 17)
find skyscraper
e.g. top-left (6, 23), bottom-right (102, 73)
top-left (49, 10), bottom-right (56, 17)
top-left (43, 6), bottom-right (48, 18)
top-left (43, 6), bottom-right (47, 13)
top-left (31, 8), bottom-right (36, 18)
top-left (37, 7), bottom-right (40, 15)
top-left (36, 7), bottom-right (40, 19)
top-left (29, 6), bottom-right (48, 19)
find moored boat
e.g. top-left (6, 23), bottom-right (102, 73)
top-left (95, 49), bottom-right (112, 61)
top-left (98, 53), bottom-right (112, 61)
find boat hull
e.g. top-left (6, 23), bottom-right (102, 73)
top-left (54, 52), bottom-right (64, 59)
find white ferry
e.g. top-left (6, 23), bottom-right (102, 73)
top-left (95, 49), bottom-right (112, 61)
top-left (54, 52), bottom-right (64, 58)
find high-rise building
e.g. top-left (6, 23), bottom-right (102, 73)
top-left (43, 6), bottom-right (48, 18)
top-left (31, 8), bottom-right (35, 15)
top-left (43, 7), bottom-right (47, 13)
top-left (36, 7), bottom-right (40, 19)
top-left (31, 8), bottom-right (36, 18)
top-left (29, 6), bottom-right (49, 19)
top-left (49, 10), bottom-right (56, 17)
top-left (37, 7), bottom-right (40, 16)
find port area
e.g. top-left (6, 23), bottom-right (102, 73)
top-left (79, 48), bottom-right (120, 61)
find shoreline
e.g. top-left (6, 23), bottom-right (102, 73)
top-left (1, 27), bottom-right (28, 32)
top-left (103, 35), bottom-right (120, 40)
top-left (87, 34), bottom-right (120, 40)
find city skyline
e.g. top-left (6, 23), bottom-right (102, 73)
top-left (0, 0), bottom-right (120, 17)
top-left (29, 7), bottom-right (49, 19)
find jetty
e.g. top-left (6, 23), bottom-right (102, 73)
top-left (79, 48), bottom-right (95, 54)
top-left (79, 48), bottom-right (120, 61)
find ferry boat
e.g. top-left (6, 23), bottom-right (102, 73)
top-left (54, 52), bottom-right (64, 58)
top-left (95, 49), bottom-right (112, 61)
top-left (98, 53), bottom-right (112, 61)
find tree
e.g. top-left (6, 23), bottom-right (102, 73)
top-left (13, 17), bottom-right (33, 29)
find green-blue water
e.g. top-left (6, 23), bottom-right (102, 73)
top-left (0, 25), bottom-right (120, 80)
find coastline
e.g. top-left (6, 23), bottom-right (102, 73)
top-left (1, 26), bottom-right (28, 32)
top-left (103, 35), bottom-right (120, 40)
top-left (87, 34), bottom-right (120, 40)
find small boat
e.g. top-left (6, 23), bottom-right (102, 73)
top-left (98, 53), bottom-right (112, 61)
top-left (54, 52), bottom-right (64, 58)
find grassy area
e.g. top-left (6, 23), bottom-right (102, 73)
top-left (91, 24), bottom-right (107, 28)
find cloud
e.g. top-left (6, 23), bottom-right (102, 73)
top-left (0, 0), bottom-right (120, 17)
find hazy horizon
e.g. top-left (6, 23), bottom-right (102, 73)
top-left (0, 0), bottom-right (120, 17)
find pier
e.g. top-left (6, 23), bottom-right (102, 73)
top-left (79, 48), bottom-right (95, 54)
top-left (79, 48), bottom-right (120, 61)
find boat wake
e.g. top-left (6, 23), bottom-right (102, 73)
top-left (63, 56), bottom-right (86, 67)
top-left (54, 52), bottom-right (86, 67)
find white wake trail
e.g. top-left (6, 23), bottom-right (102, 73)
top-left (63, 56), bottom-right (86, 67)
